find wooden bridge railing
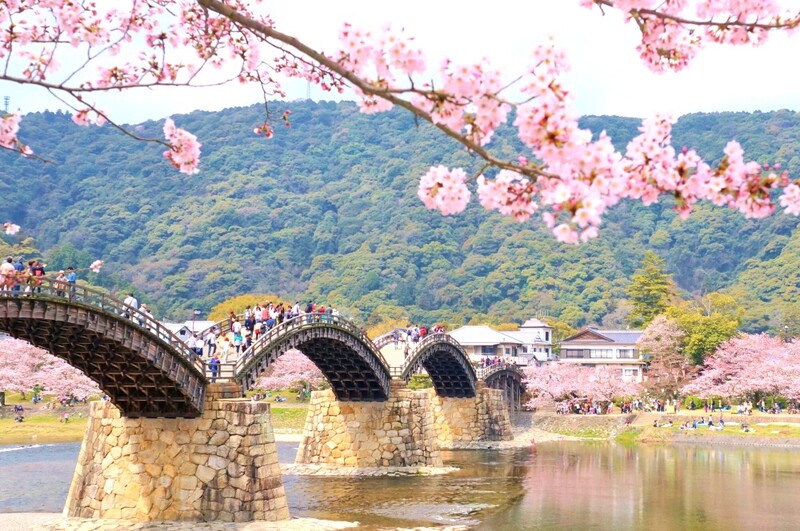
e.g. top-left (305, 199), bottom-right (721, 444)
top-left (205, 313), bottom-right (389, 383)
top-left (0, 278), bottom-right (206, 376)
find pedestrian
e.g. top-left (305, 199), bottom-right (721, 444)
top-left (54, 270), bottom-right (67, 296)
top-left (123, 292), bottom-right (139, 319)
top-left (30, 260), bottom-right (45, 293)
top-left (192, 334), bottom-right (204, 358)
top-left (209, 354), bottom-right (221, 383)
top-left (66, 267), bottom-right (77, 298)
top-left (140, 303), bottom-right (153, 328)
top-left (12, 256), bottom-right (24, 294)
top-left (205, 329), bottom-right (217, 356)
top-left (0, 257), bottom-right (15, 292)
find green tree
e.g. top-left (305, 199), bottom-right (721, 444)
top-left (626, 251), bottom-right (673, 328)
top-left (666, 294), bottom-right (742, 365)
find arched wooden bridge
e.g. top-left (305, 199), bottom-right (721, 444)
top-left (0, 283), bottom-right (524, 417)
top-left (0, 279), bottom-right (205, 418)
top-left (477, 362), bottom-right (527, 411)
top-left (397, 333), bottom-right (477, 398)
top-left (234, 315), bottom-right (392, 401)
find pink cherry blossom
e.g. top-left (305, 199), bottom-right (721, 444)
top-left (1, 1), bottom-right (800, 241)
top-left (417, 166), bottom-right (471, 215)
top-left (3, 222), bottom-right (21, 236)
top-left (89, 260), bottom-right (104, 273)
top-left (683, 334), bottom-right (800, 400)
top-left (163, 118), bottom-right (201, 175)
top-left (256, 349), bottom-right (326, 392)
top-left (0, 338), bottom-right (100, 399)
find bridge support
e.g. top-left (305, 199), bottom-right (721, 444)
top-left (431, 384), bottom-right (513, 448)
top-left (296, 383), bottom-right (513, 467)
top-left (64, 384), bottom-right (289, 522)
top-left (296, 382), bottom-right (442, 467)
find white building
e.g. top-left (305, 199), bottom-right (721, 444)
top-left (559, 328), bottom-right (645, 382)
top-left (448, 318), bottom-right (554, 366)
top-left (502, 318), bottom-right (556, 363)
top-left (163, 320), bottom-right (217, 342)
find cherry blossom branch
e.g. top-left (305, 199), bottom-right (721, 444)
top-left (196, 0), bottom-right (539, 180)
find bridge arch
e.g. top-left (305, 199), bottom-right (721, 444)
top-left (400, 334), bottom-right (477, 398)
top-left (479, 363), bottom-right (526, 411)
top-left (0, 280), bottom-right (206, 418)
top-left (235, 315), bottom-right (391, 401)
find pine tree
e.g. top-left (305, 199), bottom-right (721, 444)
top-left (626, 251), bottom-right (672, 328)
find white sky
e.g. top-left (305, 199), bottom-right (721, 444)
top-left (5, 1), bottom-right (800, 124)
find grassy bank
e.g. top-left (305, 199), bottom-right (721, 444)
top-left (0, 415), bottom-right (90, 445)
top-left (0, 405), bottom-right (310, 446)
top-left (269, 406), bottom-right (309, 431)
top-left (616, 422), bottom-right (800, 446)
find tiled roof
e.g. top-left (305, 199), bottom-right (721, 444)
top-left (562, 328), bottom-right (643, 345)
top-left (449, 325), bottom-right (523, 346)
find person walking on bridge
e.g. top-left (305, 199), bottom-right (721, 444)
top-left (209, 354), bottom-right (220, 383)
top-left (0, 257), bottom-right (15, 292)
top-left (66, 267), bottom-right (77, 298)
top-left (204, 329), bottom-right (217, 356)
top-left (123, 292), bottom-right (139, 320)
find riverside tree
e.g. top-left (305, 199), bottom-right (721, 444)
top-left (255, 349), bottom-right (325, 394)
top-left (523, 363), bottom-right (638, 410)
top-left (3, 2), bottom-right (800, 241)
top-left (683, 334), bottom-right (800, 403)
top-left (626, 251), bottom-right (673, 328)
top-left (0, 338), bottom-right (100, 399)
top-left (638, 315), bottom-right (694, 398)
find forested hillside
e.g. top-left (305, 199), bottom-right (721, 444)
top-left (2, 101), bottom-right (799, 332)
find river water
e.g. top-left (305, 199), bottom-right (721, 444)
top-left (2, 441), bottom-right (800, 529)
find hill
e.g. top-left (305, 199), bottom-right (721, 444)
top-left (2, 102), bottom-right (800, 332)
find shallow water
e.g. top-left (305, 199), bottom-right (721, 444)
top-left (3, 441), bottom-right (800, 529)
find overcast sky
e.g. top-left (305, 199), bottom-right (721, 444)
top-left (5, 1), bottom-right (800, 124)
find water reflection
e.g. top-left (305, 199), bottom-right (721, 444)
top-left (478, 443), bottom-right (800, 530)
top-left (4, 441), bottom-right (800, 530)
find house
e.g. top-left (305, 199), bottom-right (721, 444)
top-left (558, 328), bottom-right (645, 382)
top-left (501, 318), bottom-right (556, 363)
top-left (448, 318), bottom-right (554, 366)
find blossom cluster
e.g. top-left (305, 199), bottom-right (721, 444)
top-left (89, 260), bottom-right (104, 273)
top-left (3, 1), bottom-right (800, 240)
top-left (163, 118), bottom-right (202, 174)
top-left (3, 222), bottom-right (21, 236)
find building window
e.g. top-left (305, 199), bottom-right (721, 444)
top-left (481, 346), bottom-right (497, 355)
top-left (617, 349), bottom-right (638, 359)
top-left (545, 331), bottom-right (550, 342)
top-left (562, 349), bottom-right (590, 359)
top-left (590, 349), bottom-right (613, 359)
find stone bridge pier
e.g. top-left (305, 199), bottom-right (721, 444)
top-left (65, 383), bottom-right (289, 522)
top-left (296, 382), bottom-right (512, 467)
top-left (431, 383), bottom-right (513, 449)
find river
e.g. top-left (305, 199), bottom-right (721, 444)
top-left (2, 441), bottom-right (800, 529)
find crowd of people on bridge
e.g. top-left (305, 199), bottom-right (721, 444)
top-left (191, 300), bottom-right (343, 382)
top-left (388, 325), bottom-right (446, 359)
top-left (0, 255), bottom-right (79, 297)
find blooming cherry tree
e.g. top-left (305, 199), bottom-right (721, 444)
top-left (683, 334), bottom-right (800, 400)
top-left (0, 338), bottom-right (100, 399)
top-left (525, 362), bottom-right (640, 410)
top-left (3, 1), bottom-right (800, 240)
top-left (255, 349), bottom-right (326, 393)
top-left (639, 315), bottom-right (695, 397)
